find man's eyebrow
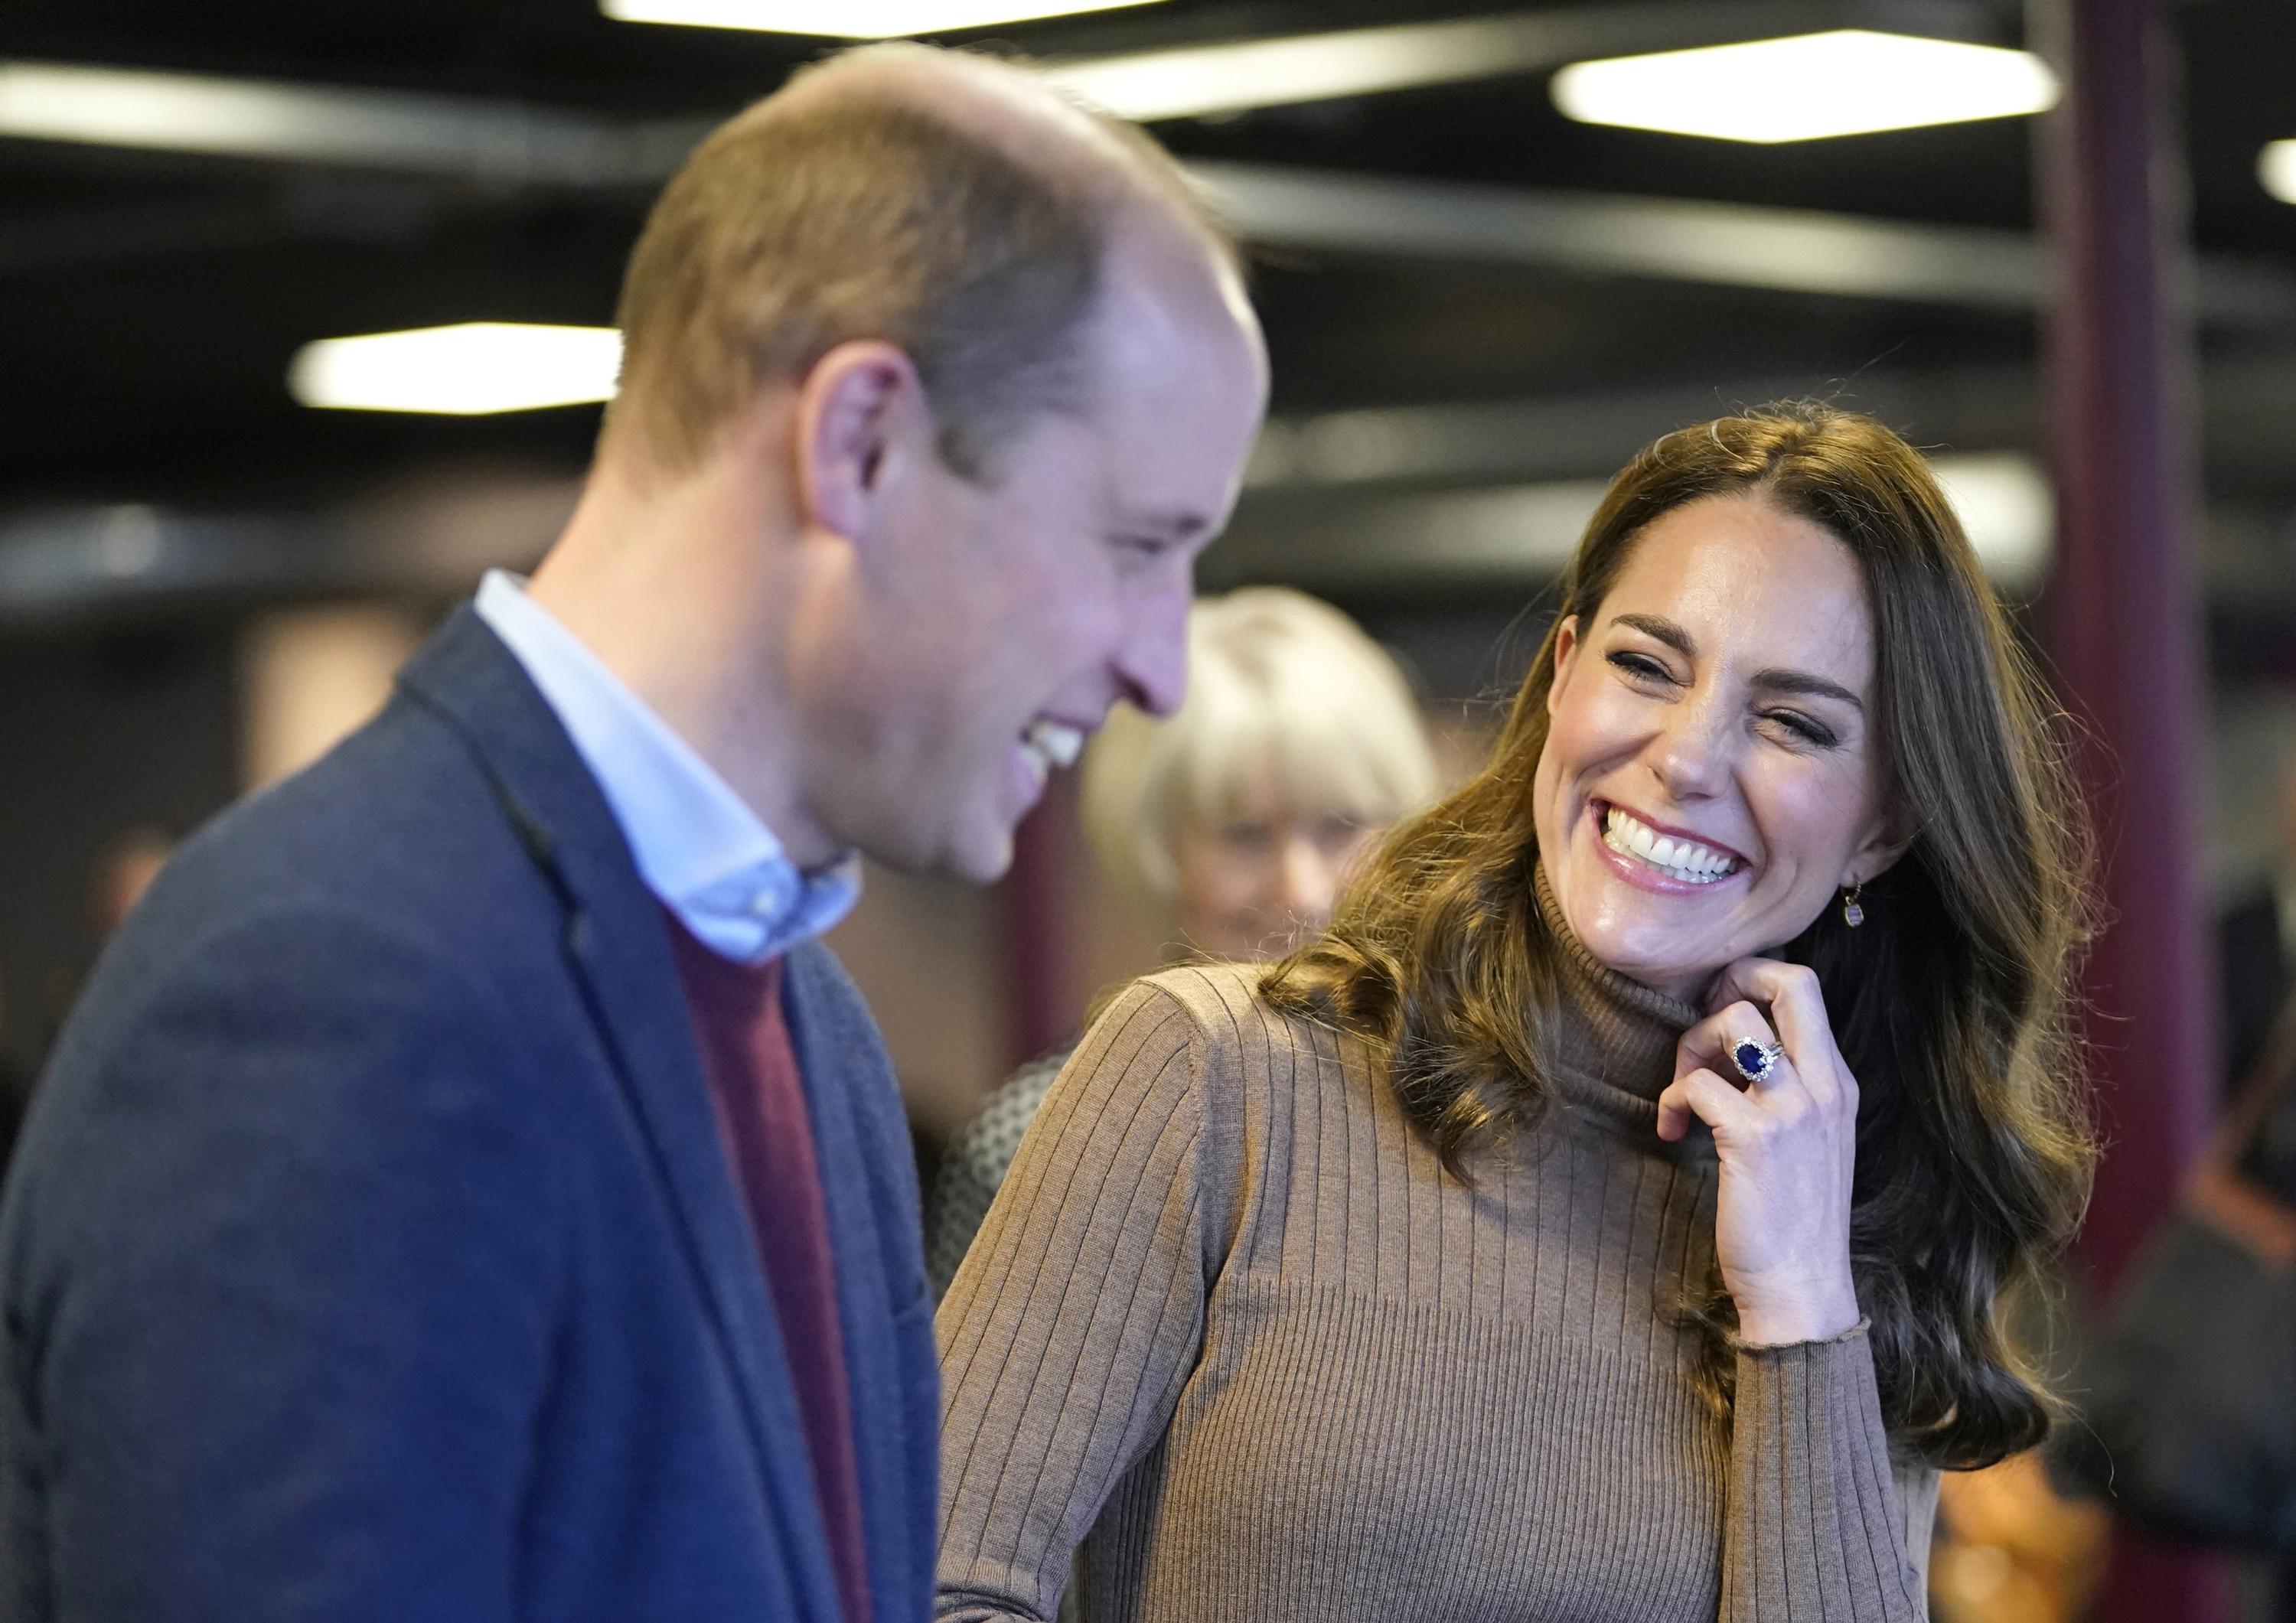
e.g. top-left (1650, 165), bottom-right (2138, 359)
top-left (1609, 611), bottom-right (1864, 712)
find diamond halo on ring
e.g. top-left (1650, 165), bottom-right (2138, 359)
top-left (1730, 1039), bottom-right (1786, 1084)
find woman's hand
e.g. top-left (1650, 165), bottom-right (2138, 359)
top-left (1655, 958), bottom-right (1861, 1347)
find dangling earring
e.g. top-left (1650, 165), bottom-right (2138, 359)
top-left (1841, 882), bottom-right (1865, 928)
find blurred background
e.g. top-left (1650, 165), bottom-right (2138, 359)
top-left (2, 1), bottom-right (2292, 1617)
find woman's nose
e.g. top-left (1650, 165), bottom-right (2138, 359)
top-left (1278, 836), bottom-right (1340, 928)
top-left (1649, 695), bottom-right (1732, 800)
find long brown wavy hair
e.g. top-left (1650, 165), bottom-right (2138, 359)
top-left (1263, 402), bottom-right (2095, 1471)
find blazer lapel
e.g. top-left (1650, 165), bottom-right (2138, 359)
top-left (782, 945), bottom-right (934, 1611)
top-left (396, 607), bottom-right (846, 1623)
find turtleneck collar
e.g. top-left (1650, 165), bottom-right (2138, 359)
top-left (1531, 862), bottom-right (1704, 1126)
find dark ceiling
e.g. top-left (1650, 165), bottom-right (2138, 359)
top-left (0, 0), bottom-right (2291, 532)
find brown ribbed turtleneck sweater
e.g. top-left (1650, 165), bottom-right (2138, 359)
top-left (935, 871), bottom-right (1936, 1621)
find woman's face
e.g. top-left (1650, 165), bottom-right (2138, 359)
top-left (1532, 493), bottom-right (1901, 1002)
top-left (1172, 766), bottom-right (1380, 961)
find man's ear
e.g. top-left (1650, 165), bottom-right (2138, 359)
top-left (794, 340), bottom-right (928, 541)
top-left (1546, 615), bottom-right (1582, 719)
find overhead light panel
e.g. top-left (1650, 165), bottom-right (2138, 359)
top-left (289, 324), bottom-right (622, 415)
top-left (2262, 141), bottom-right (2296, 205)
top-left (0, 60), bottom-right (363, 159)
top-left (1044, 16), bottom-right (1554, 122)
top-left (1551, 30), bottom-right (2059, 143)
top-left (0, 60), bottom-right (644, 183)
top-left (599, 0), bottom-right (1165, 37)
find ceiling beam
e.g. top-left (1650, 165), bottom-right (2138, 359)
top-left (12, 357), bottom-right (2296, 627)
top-left (6, 40), bottom-right (2292, 324)
top-left (1189, 161), bottom-right (2296, 325)
top-left (1037, 0), bottom-right (2007, 122)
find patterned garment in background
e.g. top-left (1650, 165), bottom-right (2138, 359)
top-left (925, 1045), bottom-right (1075, 1300)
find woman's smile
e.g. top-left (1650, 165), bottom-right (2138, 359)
top-left (1587, 798), bottom-right (1749, 893)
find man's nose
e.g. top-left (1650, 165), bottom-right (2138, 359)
top-left (1117, 582), bottom-right (1192, 720)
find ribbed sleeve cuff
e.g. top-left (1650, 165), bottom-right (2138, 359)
top-left (1722, 1323), bottom-right (1928, 1621)
top-left (1733, 1315), bottom-right (1871, 1355)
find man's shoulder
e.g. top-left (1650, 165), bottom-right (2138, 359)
top-left (49, 696), bottom-right (576, 1103)
top-left (156, 696), bottom-right (546, 965)
top-left (15, 727), bottom-right (589, 1254)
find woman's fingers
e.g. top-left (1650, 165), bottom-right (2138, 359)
top-left (1676, 999), bottom-right (1795, 1095)
top-left (1656, 1066), bottom-right (1762, 1142)
top-left (1664, 960), bottom-right (1863, 1344)
top-left (1704, 958), bottom-right (1852, 1107)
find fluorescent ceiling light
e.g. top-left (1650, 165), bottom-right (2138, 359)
top-left (0, 60), bottom-right (357, 158)
top-left (1929, 451), bottom-right (2052, 586)
top-left (0, 60), bottom-right (635, 182)
top-left (289, 324), bottom-right (623, 415)
top-left (2262, 141), bottom-right (2296, 205)
top-left (1044, 16), bottom-right (1557, 122)
top-left (1551, 30), bottom-right (2059, 143)
top-left (599, 0), bottom-right (1163, 37)
top-left (1242, 424), bottom-right (2051, 589)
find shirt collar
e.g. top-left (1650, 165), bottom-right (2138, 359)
top-left (474, 569), bottom-right (859, 963)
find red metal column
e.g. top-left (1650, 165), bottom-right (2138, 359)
top-left (2033, 0), bottom-right (2224, 1616)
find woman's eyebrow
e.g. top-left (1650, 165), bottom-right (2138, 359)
top-left (1610, 612), bottom-right (1864, 712)
top-left (1752, 669), bottom-right (1864, 712)
top-left (1611, 612), bottom-right (1697, 657)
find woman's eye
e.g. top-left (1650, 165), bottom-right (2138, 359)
top-left (1312, 816), bottom-right (1364, 852)
top-left (1763, 710), bottom-right (1838, 748)
top-left (1606, 650), bottom-right (1674, 683)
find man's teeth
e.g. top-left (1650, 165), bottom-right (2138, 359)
top-left (1601, 807), bottom-right (1740, 885)
top-left (1019, 719), bottom-right (1086, 780)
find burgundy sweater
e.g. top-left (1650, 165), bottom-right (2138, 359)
top-left (666, 912), bottom-right (872, 1623)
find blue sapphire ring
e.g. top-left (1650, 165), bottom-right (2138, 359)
top-left (1730, 1038), bottom-right (1787, 1085)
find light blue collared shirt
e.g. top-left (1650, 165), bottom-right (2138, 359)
top-left (475, 569), bottom-right (860, 963)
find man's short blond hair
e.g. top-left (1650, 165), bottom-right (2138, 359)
top-left (604, 45), bottom-right (1233, 481)
top-left (1081, 588), bottom-right (1442, 912)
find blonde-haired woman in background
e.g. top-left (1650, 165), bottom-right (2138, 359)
top-left (922, 586), bottom-right (1438, 1298)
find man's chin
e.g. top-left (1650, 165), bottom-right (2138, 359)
top-left (939, 822), bottom-right (1018, 888)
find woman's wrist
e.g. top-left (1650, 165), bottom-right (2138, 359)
top-left (1731, 1276), bottom-right (1862, 1348)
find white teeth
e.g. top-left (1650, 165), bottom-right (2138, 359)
top-left (1023, 719), bottom-right (1085, 771)
top-left (1017, 719), bottom-right (1084, 794)
top-left (1601, 806), bottom-right (1739, 885)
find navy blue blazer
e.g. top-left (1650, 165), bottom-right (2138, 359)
top-left (0, 607), bottom-right (938, 1622)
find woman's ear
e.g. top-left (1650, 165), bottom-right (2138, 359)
top-left (793, 340), bottom-right (928, 542)
top-left (1842, 816), bottom-right (1913, 889)
top-left (1546, 615), bottom-right (1582, 719)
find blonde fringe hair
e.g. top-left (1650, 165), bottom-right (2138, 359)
top-left (1080, 588), bottom-right (1439, 914)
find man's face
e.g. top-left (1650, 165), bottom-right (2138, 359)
top-left (797, 243), bottom-right (1269, 883)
